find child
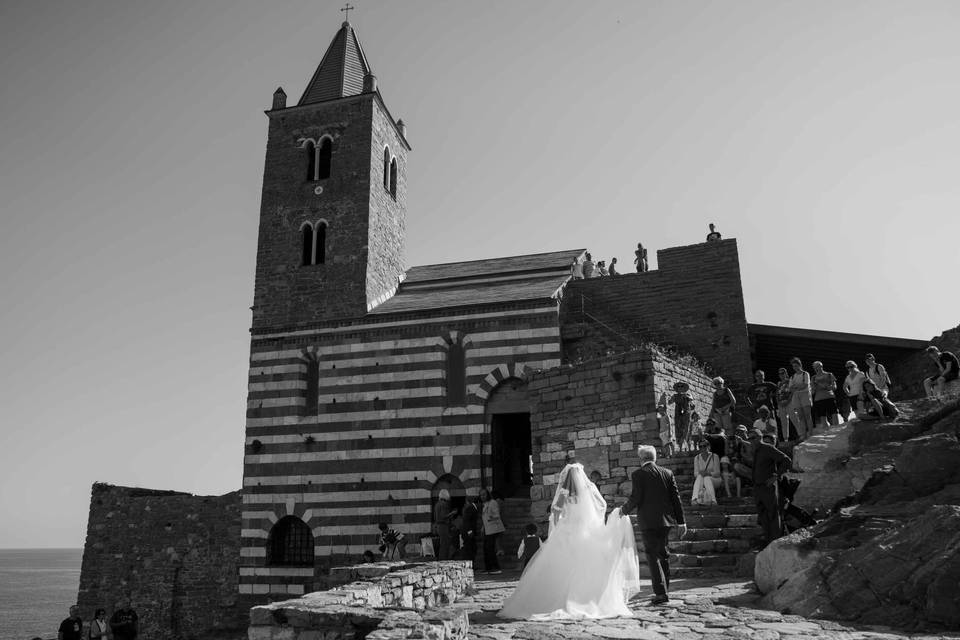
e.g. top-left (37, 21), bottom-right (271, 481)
top-left (517, 523), bottom-right (543, 570)
top-left (657, 402), bottom-right (676, 458)
top-left (753, 406), bottom-right (779, 442)
top-left (378, 522), bottom-right (406, 560)
top-left (720, 454), bottom-right (740, 498)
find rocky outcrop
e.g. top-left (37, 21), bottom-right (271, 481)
top-left (755, 400), bottom-right (960, 631)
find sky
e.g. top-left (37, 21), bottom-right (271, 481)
top-left (1, 0), bottom-right (959, 548)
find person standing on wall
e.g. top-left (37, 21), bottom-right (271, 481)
top-left (708, 377), bottom-right (736, 433)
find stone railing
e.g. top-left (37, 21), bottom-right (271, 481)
top-left (248, 560), bottom-right (472, 640)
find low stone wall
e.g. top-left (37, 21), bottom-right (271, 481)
top-left (248, 561), bottom-right (472, 640)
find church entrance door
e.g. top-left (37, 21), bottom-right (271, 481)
top-left (491, 412), bottom-right (531, 498)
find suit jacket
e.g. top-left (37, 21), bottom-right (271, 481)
top-left (752, 442), bottom-right (791, 485)
top-left (622, 462), bottom-right (685, 529)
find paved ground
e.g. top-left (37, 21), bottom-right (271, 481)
top-left (447, 571), bottom-right (959, 640)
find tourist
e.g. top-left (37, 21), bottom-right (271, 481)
top-left (691, 441), bottom-right (721, 506)
top-left (923, 345), bottom-right (960, 398)
top-left (596, 260), bottom-right (608, 276)
top-left (582, 252), bottom-right (596, 278)
top-left (378, 522), bottom-right (407, 559)
top-left (857, 380), bottom-right (900, 420)
top-left (752, 406), bottom-right (778, 441)
top-left (89, 608), bottom-right (109, 640)
top-left (668, 381), bottom-right (694, 452)
top-left (730, 425), bottom-right (754, 482)
top-left (810, 361), bottom-right (839, 429)
top-left (864, 353), bottom-right (892, 396)
top-left (570, 258), bottom-right (584, 280)
top-left (775, 367), bottom-right (798, 441)
top-left (516, 523), bottom-right (543, 570)
top-left (362, 550), bottom-right (377, 563)
top-left (752, 433), bottom-right (792, 547)
top-left (787, 358), bottom-right (814, 440)
top-left (706, 223), bottom-right (722, 242)
top-left (432, 490), bottom-right (455, 560)
top-left (459, 494), bottom-right (479, 562)
top-left (58, 605), bottom-right (83, 640)
top-left (480, 488), bottom-right (505, 574)
top-left (657, 401), bottom-right (676, 458)
top-left (747, 369), bottom-right (779, 420)
top-left (709, 377), bottom-right (736, 433)
top-left (843, 361), bottom-right (868, 418)
top-left (608, 257), bottom-right (619, 276)
top-left (720, 452), bottom-right (740, 498)
top-left (702, 419), bottom-right (727, 457)
top-left (634, 242), bottom-right (648, 273)
top-left (109, 598), bottom-right (139, 640)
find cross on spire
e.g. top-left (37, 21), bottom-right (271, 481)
top-left (340, 3), bottom-right (354, 22)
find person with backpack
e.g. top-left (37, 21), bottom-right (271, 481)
top-left (864, 353), bottom-right (892, 396)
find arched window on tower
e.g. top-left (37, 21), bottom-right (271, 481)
top-left (383, 147), bottom-right (391, 190)
top-left (305, 140), bottom-right (316, 181)
top-left (267, 516), bottom-right (314, 567)
top-left (301, 223), bottom-right (314, 266)
top-left (446, 337), bottom-right (466, 405)
top-left (317, 137), bottom-right (332, 180)
top-left (315, 223), bottom-right (326, 264)
top-left (389, 158), bottom-right (398, 199)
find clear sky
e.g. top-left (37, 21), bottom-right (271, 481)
top-left (1, 0), bottom-right (958, 548)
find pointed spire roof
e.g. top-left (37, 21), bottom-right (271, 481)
top-left (298, 21), bottom-right (372, 106)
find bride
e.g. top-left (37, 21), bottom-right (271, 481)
top-left (498, 463), bottom-right (641, 619)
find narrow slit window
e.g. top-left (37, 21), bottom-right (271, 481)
top-left (301, 224), bottom-right (314, 266)
top-left (383, 148), bottom-right (390, 190)
top-left (305, 141), bottom-right (316, 181)
top-left (446, 340), bottom-right (466, 405)
top-left (318, 138), bottom-right (332, 180)
top-left (305, 357), bottom-right (319, 415)
top-left (389, 158), bottom-right (398, 198)
top-left (316, 223), bottom-right (327, 265)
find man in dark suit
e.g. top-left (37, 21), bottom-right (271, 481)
top-left (753, 432), bottom-right (792, 547)
top-left (621, 445), bottom-right (686, 604)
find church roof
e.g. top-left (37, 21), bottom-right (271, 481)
top-left (368, 249), bottom-right (586, 315)
top-left (299, 21), bottom-right (371, 106)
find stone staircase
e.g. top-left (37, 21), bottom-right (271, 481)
top-left (641, 450), bottom-right (762, 578)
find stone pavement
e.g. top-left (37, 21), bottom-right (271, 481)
top-left (446, 571), bottom-right (959, 640)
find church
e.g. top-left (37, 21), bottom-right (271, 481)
top-left (236, 19), bottom-right (926, 598)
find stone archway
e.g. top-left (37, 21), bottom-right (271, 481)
top-left (485, 377), bottom-right (531, 498)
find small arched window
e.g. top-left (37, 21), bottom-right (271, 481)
top-left (389, 158), bottom-right (398, 199)
top-left (446, 338), bottom-right (466, 405)
top-left (317, 137), bottom-right (332, 180)
top-left (301, 223), bottom-right (314, 266)
top-left (267, 516), bottom-right (314, 567)
top-left (316, 223), bottom-right (327, 265)
top-left (304, 355), bottom-right (319, 416)
top-left (305, 141), bottom-right (316, 181)
top-left (383, 147), bottom-right (391, 190)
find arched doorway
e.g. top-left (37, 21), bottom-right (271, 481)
top-left (485, 377), bottom-right (531, 498)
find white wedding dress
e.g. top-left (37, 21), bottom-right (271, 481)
top-left (498, 463), bottom-right (641, 619)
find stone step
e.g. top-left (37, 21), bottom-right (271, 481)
top-left (683, 525), bottom-right (762, 541)
top-left (668, 538), bottom-right (752, 555)
top-left (638, 564), bottom-right (740, 579)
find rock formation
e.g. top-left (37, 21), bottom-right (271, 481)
top-left (755, 398), bottom-right (960, 631)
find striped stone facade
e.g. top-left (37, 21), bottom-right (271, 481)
top-left (238, 303), bottom-right (563, 595)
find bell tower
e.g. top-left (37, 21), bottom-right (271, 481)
top-left (251, 20), bottom-right (410, 330)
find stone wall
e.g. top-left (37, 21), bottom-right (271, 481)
top-left (248, 561), bottom-right (472, 640)
top-left (560, 239), bottom-right (753, 390)
top-left (523, 348), bottom-right (714, 532)
top-left (889, 324), bottom-right (960, 398)
top-left (78, 484), bottom-right (244, 640)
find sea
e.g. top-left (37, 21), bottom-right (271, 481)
top-left (0, 548), bottom-right (82, 640)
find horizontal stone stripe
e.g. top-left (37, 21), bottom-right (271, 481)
top-left (251, 305), bottom-right (560, 343)
top-left (242, 466), bottom-right (483, 489)
top-left (245, 405), bottom-right (484, 428)
top-left (248, 379), bottom-right (306, 393)
top-left (242, 436), bottom-right (481, 458)
top-left (244, 411), bottom-right (484, 436)
top-left (240, 496), bottom-right (434, 515)
top-left (246, 426), bottom-right (483, 446)
top-left (239, 567), bottom-right (314, 577)
top-left (244, 444), bottom-right (477, 465)
top-left (238, 583), bottom-right (305, 595)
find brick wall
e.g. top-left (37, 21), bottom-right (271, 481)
top-left (560, 239), bottom-right (752, 391)
top-left (520, 348), bottom-right (714, 534)
top-left (77, 484), bottom-right (243, 640)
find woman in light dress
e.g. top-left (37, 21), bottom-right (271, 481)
top-left (691, 440), bottom-right (721, 505)
top-left (498, 463), bottom-right (641, 620)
